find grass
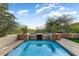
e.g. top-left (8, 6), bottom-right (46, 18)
top-left (67, 38), bottom-right (79, 44)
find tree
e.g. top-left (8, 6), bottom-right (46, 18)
top-left (69, 22), bottom-right (79, 33)
top-left (28, 28), bottom-right (35, 33)
top-left (0, 4), bottom-right (18, 37)
top-left (35, 26), bottom-right (46, 33)
top-left (45, 17), bottom-right (60, 33)
top-left (56, 15), bottom-right (74, 33)
top-left (45, 15), bottom-right (75, 33)
top-left (0, 3), bottom-right (8, 12)
top-left (21, 26), bottom-right (28, 34)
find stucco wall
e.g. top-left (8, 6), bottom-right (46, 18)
top-left (0, 35), bottom-right (17, 48)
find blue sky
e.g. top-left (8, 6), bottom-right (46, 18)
top-left (8, 3), bottom-right (79, 29)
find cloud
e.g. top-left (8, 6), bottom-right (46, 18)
top-left (59, 7), bottom-right (66, 11)
top-left (27, 25), bottom-right (37, 29)
top-left (27, 25), bottom-right (44, 29)
top-left (35, 4), bottom-right (40, 8)
top-left (42, 6), bottom-right (78, 18)
top-left (36, 4), bottom-right (55, 14)
top-left (64, 11), bottom-right (77, 15)
top-left (49, 11), bottom-right (77, 17)
top-left (59, 6), bottom-right (77, 15)
top-left (48, 11), bottom-right (62, 17)
top-left (5, 10), bottom-right (14, 14)
top-left (17, 10), bottom-right (29, 16)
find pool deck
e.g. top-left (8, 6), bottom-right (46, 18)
top-left (0, 40), bottom-right (24, 56)
top-left (56, 38), bottom-right (79, 56)
top-left (0, 38), bottom-right (79, 56)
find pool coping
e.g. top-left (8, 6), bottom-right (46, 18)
top-left (5, 40), bottom-right (25, 56)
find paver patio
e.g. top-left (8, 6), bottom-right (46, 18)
top-left (57, 38), bottom-right (79, 56)
top-left (0, 40), bottom-right (24, 56)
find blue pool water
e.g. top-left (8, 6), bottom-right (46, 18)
top-left (7, 40), bottom-right (72, 56)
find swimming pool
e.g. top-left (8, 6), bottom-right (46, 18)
top-left (6, 40), bottom-right (73, 56)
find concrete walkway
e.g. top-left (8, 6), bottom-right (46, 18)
top-left (0, 40), bottom-right (24, 56)
top-left (57, 38), bottom-right (79, 56)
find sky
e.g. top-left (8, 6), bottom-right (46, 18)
top-left (8, 3), bottom-right (79, 29)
